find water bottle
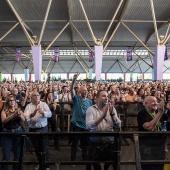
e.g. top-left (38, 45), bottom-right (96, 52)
top-left (54, 91), bottom-right (58, 100)
top-left (162, 121), bottom-right (167, 131)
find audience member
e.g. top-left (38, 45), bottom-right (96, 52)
top-left (137, 96), bottom-right (166, 170)
top-left (24, 91), bottom-right (52, 170)
top-left (125, 87), bottom-right (138, 102)
top-left (70, 73), bottom-right (92, 163)
top-left (1, 95), bottom-right (25, 170)
top-left (86, 90), bottom-right (121, 170)
top-left (45, 91), bottom-right (60, 150)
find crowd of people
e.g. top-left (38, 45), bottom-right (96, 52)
top-left (0, 76), bottom-right (170, 170)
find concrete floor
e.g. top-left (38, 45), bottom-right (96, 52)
top-left (0, 136), bottom-right (169, 170)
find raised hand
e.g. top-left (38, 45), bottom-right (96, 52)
top-left (108, 102), bottom-right (114, 114)
top-left (157, 100), bottom-right (164, 113)
top-left (73, 72), bottom-right (80, 80)
top-left (102, 104), bottom-right (108, 117)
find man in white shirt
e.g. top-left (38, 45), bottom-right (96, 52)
top-left (86, 90), bottom-right (121, 170)
top-left (24, 91), bottom-right (52, 170)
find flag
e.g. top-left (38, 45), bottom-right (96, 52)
top-left (127, 47), bottom-right (132, 61)
top-left (54, 47), bottom-right (59, 62)
top-left (16, 47), bottom-right (21, 62)
top-left (164, 46), bottom-right (168, 61)
top-left (88, 47), bottom-right (94, 62)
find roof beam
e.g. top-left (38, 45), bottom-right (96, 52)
top-left (74, 46), bottom-right (90, 69)
top-left (48, 61), bottom-right (56, 74)
top-left (6, 0), bottom-right (35, 46)
top-left (66, 0), bottom-right (74, 44)
top-left (102, 0), bottom-right (124, 44)
top-left (70, 22), bottom-right (94, 54)
top-left (79, 0), bottom-right (96, 43)
top-left (104, 0), bottom-right (130, 52)
top-left (38, 0), bottom-right (52, 45)
top-left (106, 60), bottom-right (118, 73)
top-left (42, 22), bottom-right (69, 56)
top-left (0, 22), bottom-right (19, 41)
top-left (76, 56), bottom-right (87, 73)
top-left (2, 19), bottom-right (169, 23)
top-left (68, 61), bottom-right (77, 73)
top-left (104, 22), bottom-right (121, 52)
top-left (57, 62), bottom-right (66, 73)
top-left (121, 22), bottom-right (154, 56)
top-left (133, 51), bottom-right (153, 68)
top-left (150, 0), bottom-right (160, 45)
top-left (45, 58), bottom-right (53, 73)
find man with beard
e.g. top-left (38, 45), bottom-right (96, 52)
top-left (86, 90), bottom-right (121, 170)
top-left (70, 73), bottom-right (92, 166)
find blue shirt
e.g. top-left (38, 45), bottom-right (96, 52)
top-left (71, 95), bottom-right (92, 129)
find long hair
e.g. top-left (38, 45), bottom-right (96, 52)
top-left (3, 95), bottom-right (18, 116)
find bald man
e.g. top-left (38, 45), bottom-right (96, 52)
top-left (137, 96), bottom-right (164, 131)
top-left (70, 73), bottom-right (92, 165)
top-left (137, 96), bottom-right (165, 170)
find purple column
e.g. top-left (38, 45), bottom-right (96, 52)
top-left (31, 46), bottom-right (42, 82)
top-left (153, 45), bottom-right (165, 81)
top-left (95, 45), bottom-right (103, 80)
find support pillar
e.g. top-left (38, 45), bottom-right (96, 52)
top-left (29, 74), bottom-right (32, 82)
top-left (142, 73), bottom-right (144, 81)
top-left (123, 74), bottom-right (126, 82)
top-left (105, 73), bottom-right (107, 81)
top-left (86, 72), bottom-right (89, 79)
top-left (31, 45), bottom-right (42, 82)
top-left (24, 69), bottom-right (29, 81)
top-left (0, 72), bottom-right (2, 82)
top-left (67, 73), bottom-right (69, 80)
top-left (130, 72), bottom-right (133, 82)
top-left (153, 45), bottom-right (165, 81)
top-left (11, 74), bottom-right (13, 82)
top-left (89, 69), bottom-right (93, 79)
top-left (95, 45), bottom-right (103, 81)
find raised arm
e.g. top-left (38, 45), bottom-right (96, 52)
top-left (70, 72), bottom-right (80, 98)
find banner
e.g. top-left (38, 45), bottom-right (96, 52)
top-left (54, 47), bottom-right (59, 62)
top-left (126, 47), bottom-right (132, 61)
top-left (16, 47), bottom-right (21, 62)
top-left (88, 47), bottom-right (94, 62)
top-left (164, 46), bottom-right (168, 61)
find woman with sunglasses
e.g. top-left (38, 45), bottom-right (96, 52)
top-left (1, 95), bottom-right (25, 170)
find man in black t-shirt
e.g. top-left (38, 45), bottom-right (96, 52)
top-left (137, 96), bottom-right (165, 170)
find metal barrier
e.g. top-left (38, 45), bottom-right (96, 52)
top-left (57, 102), bottom-right (145, 132)
top-left (0, 132), bottom-right (170, 170)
